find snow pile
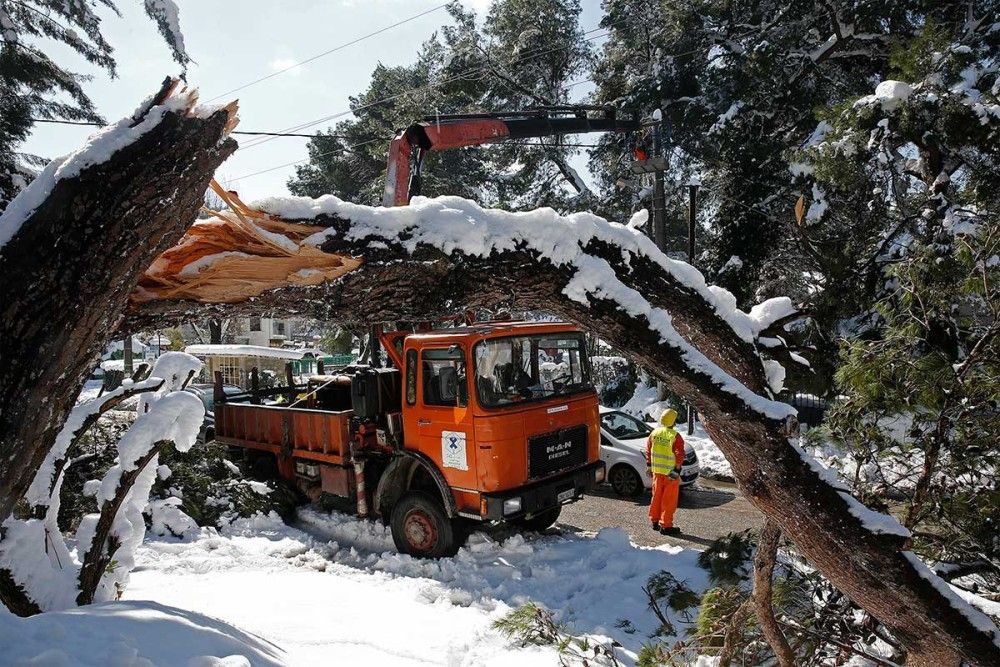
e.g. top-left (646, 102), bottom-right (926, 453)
top-left (747, 296), bottom-right (797, 335)
top-left (148, 497), bottom-right (200, 539)
top-left (620, 375), bottom-right (671, 420)
top-left (253, 194), bottom-right (795, 421)
top-left (0, 601), bottom-right (286, 667)
top-left (126, 509), bottom-right (709, 665)
top-left (23, 376), bottom-right (163, 509)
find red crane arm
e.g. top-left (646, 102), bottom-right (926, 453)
top-left (382, 110), bottom-right (638, 207)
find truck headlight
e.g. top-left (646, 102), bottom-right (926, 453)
top-left (503, 497), bottom-right (522, 516)
top-left (595, 465), bottom-right (606, 483)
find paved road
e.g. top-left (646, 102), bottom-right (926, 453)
top-left (558, 479), bottom-right (762, 549)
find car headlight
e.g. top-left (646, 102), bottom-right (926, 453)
top-left (503, 497), bottom-right (522, 516)
top-left (595, 465), bottom-right (606, 483)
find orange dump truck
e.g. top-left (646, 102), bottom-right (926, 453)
top-left (213, 321), bottom-right (605, 557)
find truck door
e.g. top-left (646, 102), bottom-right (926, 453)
top-left (408, 346), bottom-right (477, 491)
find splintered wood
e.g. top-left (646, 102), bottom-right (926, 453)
top-left (134, 184), bottom-right (361, 304)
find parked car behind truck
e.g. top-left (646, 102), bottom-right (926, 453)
top-left (213, 322), bottom-right (606, 557)
top-left (598, 407), bottom-right (700, 497)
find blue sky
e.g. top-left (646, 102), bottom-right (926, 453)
top-left (25, 0), bottom-right (606, 198)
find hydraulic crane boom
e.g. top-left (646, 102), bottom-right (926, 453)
top-left (382, 107), bottom-right (639, 207)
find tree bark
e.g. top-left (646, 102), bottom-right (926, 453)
top-left (128, 211), bottom-right (1000, 666)
top-left (0, 79), bottom-right (237, 523)
top-left (753, 519), bottom-right (796, 667)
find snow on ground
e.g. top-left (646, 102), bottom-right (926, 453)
top-left (123, 509), bottom-right (707, 666)
top-left (0, 600), bottom-right (285, 667)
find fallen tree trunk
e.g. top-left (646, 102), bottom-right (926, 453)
top-left (0, 79), bottom-right (237, 523)
top-left (129, 197), bottom-right (1000, 666)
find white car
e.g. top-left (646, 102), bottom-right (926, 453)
top-left (599, 406), bottom-right (700, 498)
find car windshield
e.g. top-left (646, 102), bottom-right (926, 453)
top-left (600, 411), bottom-right (652, 440)
top-left (473, 333), bottom-right (591, 408)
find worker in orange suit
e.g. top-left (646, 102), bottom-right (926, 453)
top-left (645, 409), bottom-right (685, 535)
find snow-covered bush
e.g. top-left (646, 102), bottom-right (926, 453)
top-left (0, 353), bottom-right (204, 613)
top-left (150, 442), bottom-right (299, 528)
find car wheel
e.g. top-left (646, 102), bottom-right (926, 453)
top-left (513, 505), bottom-right (562, 533)
top-left (390, 491), bottom-right (458, 558)
top-left (609, 463), bottom-right (644, 498)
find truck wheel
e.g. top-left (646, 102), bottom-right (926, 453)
top-left (609, 463), bottom-right (644, 498)
top-left (250, 453), bottom-right (279, 481)
top-left (390, 491), bottom-right (458, 558)
top-left (514, 505), bottom-right (561, 533)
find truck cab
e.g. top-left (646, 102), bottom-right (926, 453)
top-left (399, 322), bottom-right (602, 519)
top-left (213, 321), bottom-right (604, 557)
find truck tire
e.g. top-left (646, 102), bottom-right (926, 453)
top-left (514, 505), bottom-right (562, 533)
top-left (250, 453), bottom-right (279, 481)
top-left (390, 491), bottom-right (459, 558)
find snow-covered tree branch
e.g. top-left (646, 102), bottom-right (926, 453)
top-left (0, 353), bottom-right (203, 615)
top-left (128, 193), bottom-right (1000, 666)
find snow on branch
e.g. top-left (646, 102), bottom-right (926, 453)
top-left (142, 0), bottom-right (189, 69)
top-left (0, 353), bottom-right (204, 614)
top-left (0, 79), bottom-right (233, 252)
top-left (251, 195), bottom-right (795, 420)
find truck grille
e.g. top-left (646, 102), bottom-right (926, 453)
top-left (528, 425), bottom-right (588, 480)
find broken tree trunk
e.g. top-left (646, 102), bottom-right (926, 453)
top-left (0, 79), bottom-right (237, 523)
top-left (128, 197), bottom-right (1000, 666)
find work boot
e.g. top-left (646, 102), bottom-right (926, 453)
top-left (660, 526), bottom-right (682, 536)
top-left (650, 521), bottom-right (660, 532)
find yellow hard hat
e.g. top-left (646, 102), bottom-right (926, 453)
top-left (660, 409), bottom-right (678, 428)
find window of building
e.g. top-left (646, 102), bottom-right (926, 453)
top-left (274, 321), bottom-right (286, 336)
top-left (249, 316), bottom-right (261, 332)
top-left (421, 347), bottom-right (467, 407)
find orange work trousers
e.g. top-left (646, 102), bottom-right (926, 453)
top-left (649, 473), bottom-right (680, 527)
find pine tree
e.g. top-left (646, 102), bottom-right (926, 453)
top-left (289, 0), bottom-right (593, 211)
top-left (588, 1), bottom-right (987, 390)
top-left (822, 9), bottom-right (1000, 588)
top-left (0, 0), bottom-right (189, 210)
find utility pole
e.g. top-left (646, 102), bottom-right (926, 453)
top-left (687, 183), bottom-right (699, 436)
top-left (688, 183), bottom-right (698, 263)
top-left (651, 113), bottom-right (667, 251)
top-left (630, 112), bottom-right (668, 250)
top-left (123, 330), bottom-right (133, 375)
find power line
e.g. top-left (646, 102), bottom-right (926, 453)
top-left (203, 3), bottom-right (450, 103)
top-left (228, 137), bottom-right (384, 182)
top-left (227, 131), bottom-right (619, 184)
top-left (235, 19), bottom-right (626, 152)
top-left (235, 11), bottom-right (747, 153)
top-left (28, 118), bottom-right (340, 139)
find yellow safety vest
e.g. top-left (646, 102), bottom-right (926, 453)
top-left (650, 426), bottom-right (678, 475)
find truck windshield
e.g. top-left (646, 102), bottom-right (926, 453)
top-left (473, 333), bottom-right (592, 408)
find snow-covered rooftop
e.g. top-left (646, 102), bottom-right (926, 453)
top-left (185, 344), bottom-right (324, 360)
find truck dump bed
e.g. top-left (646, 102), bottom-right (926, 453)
top-left (216, 402), bottom-right (353, 465)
